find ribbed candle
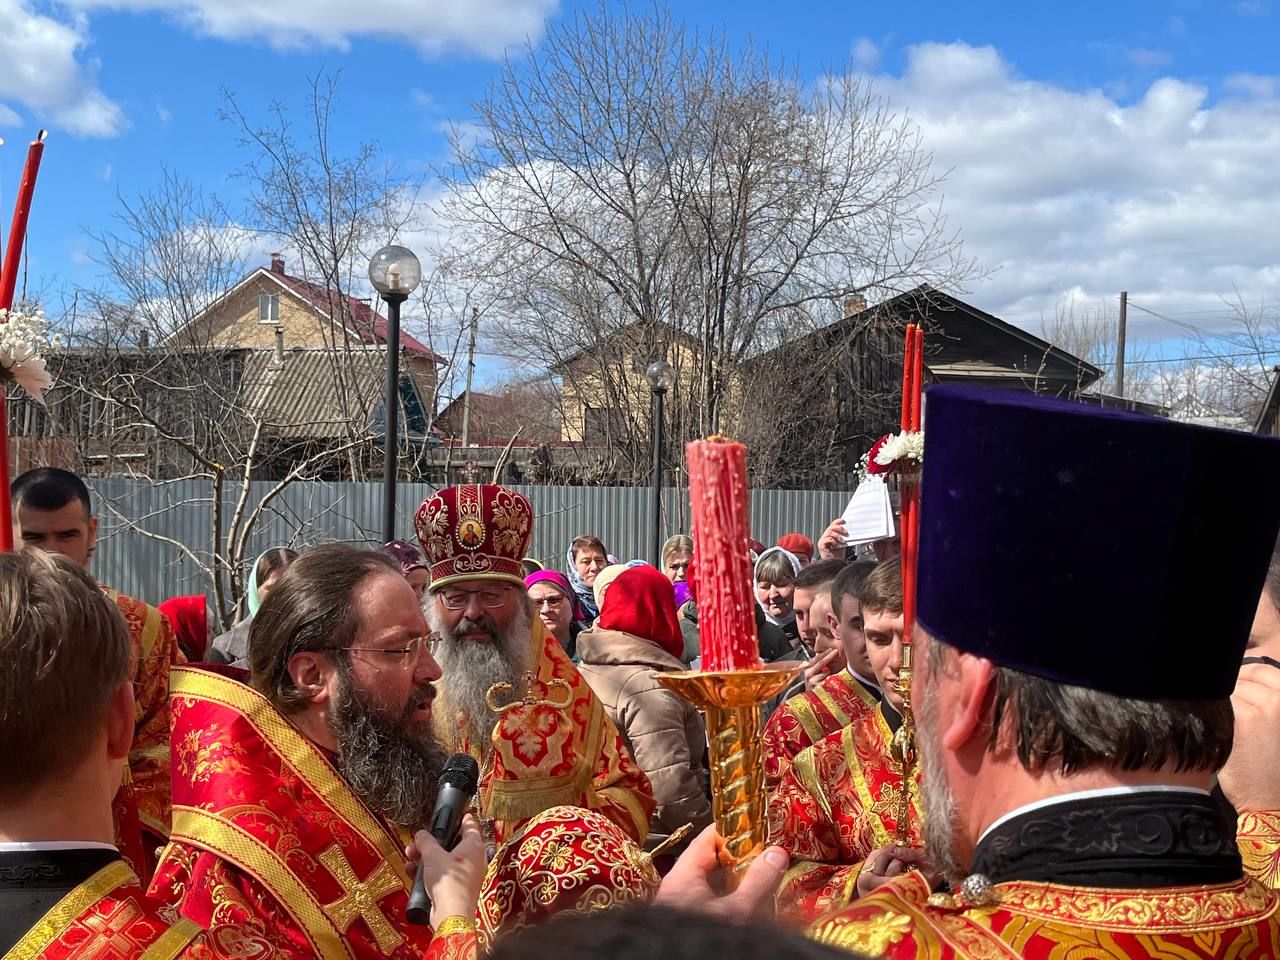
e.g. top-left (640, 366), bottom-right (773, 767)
top-left (686, 438), bottom-right (761, 672)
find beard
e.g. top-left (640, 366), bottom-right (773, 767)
top-left (330, 656), bottom-right (448, 830)
top-left (427, 599), bottom-right (534, 758)
top-left (916, 671), bottom-right (965, 887)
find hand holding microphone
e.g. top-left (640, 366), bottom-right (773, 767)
top-left (405, 754), bottom-right (483, 927)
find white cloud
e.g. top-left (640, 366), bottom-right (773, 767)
top-left (1225, 73), bottom-right (1278, 98)
top-left (1126, 47), bottom-right (1173, 69)
top-left (156, 104), bottom-right (173, 124)
top-left (62, 0), bottom-right (558, 58)
top-left (1233, 0), bottom-right (1268, 15)
top-left (101, 162), bottom-right (112, 180)
top-left (860, 42), bottom-right (1280, 338)
top-left (0, 0), bottom-right (127, 137)
top-left (0, 103), bottom-right (21, 127)
top-left (851, 37), bottom-right (879, 72)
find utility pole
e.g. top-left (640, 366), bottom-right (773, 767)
top-left (1116, 290), bottom-right (1128, 399)
top-left (460, 307), bottom-right (478, 448)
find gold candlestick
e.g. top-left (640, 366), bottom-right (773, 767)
top-left (656, 661), bottom-right (803, 883)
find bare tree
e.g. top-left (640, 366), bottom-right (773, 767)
top-left (435, 1), bottom-right (974, 485)
top-left (222, 72), bottom-right (433, 481)
top-left (32, 174), bottom-right (377, 627)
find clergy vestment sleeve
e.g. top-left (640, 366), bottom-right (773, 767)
top-left (1238, 811), bottom-right (1280, 889)
top-left (111, 590), bottom-right (185, 841)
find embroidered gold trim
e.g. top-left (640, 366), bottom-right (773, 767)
top-left (171, 805), bottom-right (353, 960)
top-left (1, 861), bottom-right (134, 960)
top-left (170, 666), bottom-right (411, 887)
top-left (138, 918), bottom-right (202, 960)
top-left (843, 726), bottom-right (891, 849)
top-left (991, 877), bottom-right (1278, 931)
top-left (794, 742), bottom-right (834, 824)
top-left (790, 698), bottom-right (828, 745)
top-left (811, 682), bottom-right (851, 729)
top-left (435, 916), bottom-right (478, 937)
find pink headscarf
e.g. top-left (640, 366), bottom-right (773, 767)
top-left (524, 570), bottom-right (586, 621)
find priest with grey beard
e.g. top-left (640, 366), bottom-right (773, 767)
top-left (415, 483), bottom-right (654, 846)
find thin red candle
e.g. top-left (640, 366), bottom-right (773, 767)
top-left (909, 326), bottom-right (924, 431)
top-left (899, 324), bottom-right (915, 429)
top-left (0, 132), bottom-right (48, 311)
top-left (687, 437), bottom-right (761, 672)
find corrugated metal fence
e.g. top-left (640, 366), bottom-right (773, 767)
top-left (87, 479), bottom-right (852, 607)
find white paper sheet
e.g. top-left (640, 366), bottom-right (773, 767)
top-left (841, 477), bottom-right (896, 545)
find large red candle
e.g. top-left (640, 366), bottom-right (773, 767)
top-left (0, 132), bottom-right (47, 311)
top-left (687, 438), bottom-right (761, 672)
top-left (0, 132), bottom-right (47, 553)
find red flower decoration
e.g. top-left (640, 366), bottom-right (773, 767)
top-left (866, 434), bottom-right (894, 475)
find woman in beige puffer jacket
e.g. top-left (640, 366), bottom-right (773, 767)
top-left (576, 564), bottom-right (712, 850)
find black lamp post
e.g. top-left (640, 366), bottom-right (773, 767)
top-left (369, 244), bottom-right (422, 543)
top-left (645, 360), bottom-right (675, 566)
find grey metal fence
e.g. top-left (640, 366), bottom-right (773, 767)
top-left (87, 478), bottom-right (851, 608)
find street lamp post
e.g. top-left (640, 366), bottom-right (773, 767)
top-left (645, 360), bottom-right (675, 566)
top-left (369, 244), bottom-right (422, 543)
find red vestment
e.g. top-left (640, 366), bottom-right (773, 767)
top-left (106, 588), bottom-right (185, 883)
top-left (766, 705), bottom-right (922, 924)
top-left (762, 670), bottom-right (879, 794)
top-left (810, 870), bottom-right (1280, 959)
top-left (6, 858), bottom-right (279, 959)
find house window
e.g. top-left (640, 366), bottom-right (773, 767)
top-left (583, 405), bottom-right (624, 444)
top-left (258, 294), bottom-right (279, 324)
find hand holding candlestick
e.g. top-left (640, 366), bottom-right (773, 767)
top-left (657, 436), bottom-right (801, 884)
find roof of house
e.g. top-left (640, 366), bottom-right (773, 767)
top-left (551, 321), bottom-right (700, 370)
top-left (240, 348), bottom-right (385, 439)
top-left (267, 270), bottom-right (445, 363)
top-left (434, 388), bottom-right (562, 444)
top-left (765, 284), bottom-right (1103, 392)
top-left (1255, 366), bottom-right (1280, 434)
top-left (173, 261), bottom-right (447, 364)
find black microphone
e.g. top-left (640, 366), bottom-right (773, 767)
top-left (406, 753), bottom-right (481, 926)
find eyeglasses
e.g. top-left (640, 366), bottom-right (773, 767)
top-left (531, 594), bottom-right (566, 608)
top-left (327, 635), bottom-right (439, 661)
top-left (438, 586), bottom-right (514, 610)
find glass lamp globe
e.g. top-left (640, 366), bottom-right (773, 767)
top-left (645, 360), bottom-right (676, 392)
top-left (368, 245), bottom-right (422, 297)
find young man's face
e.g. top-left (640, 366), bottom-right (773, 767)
top-left (832, 590), bottom-right (873, 678)
top-left (864, 606), bottom-right (906, 711)
top-left (14, 501), bottom-right (98, 569)
top-left (810, 592), bottom-right (844, 672)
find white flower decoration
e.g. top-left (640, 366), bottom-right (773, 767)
top-left (873, 430), bottom-right (924, 467)
top-left (0, 306), bottom-right (55, 403)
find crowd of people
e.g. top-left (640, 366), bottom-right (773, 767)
top-left (3, 384), bottom-right (1280, 958)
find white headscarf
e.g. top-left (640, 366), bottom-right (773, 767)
top-left (753, 546), bottom-right (802, 627)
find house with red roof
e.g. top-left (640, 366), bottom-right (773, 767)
top-left (176, 254), bottom-right (445, 410)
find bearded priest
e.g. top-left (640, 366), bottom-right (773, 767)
top-left (416, 483), bottom-right (655, 846)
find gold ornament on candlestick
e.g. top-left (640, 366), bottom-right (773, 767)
top-left (656, 662), bottom-right (802, 881)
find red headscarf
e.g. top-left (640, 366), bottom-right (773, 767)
top-left (158, 595), bottom-right (209, 661)
top-left (595, 564), bottom-right (684, 661)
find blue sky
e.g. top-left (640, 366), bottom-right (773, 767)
top-left (3, 0), bottom-right (1279, 389)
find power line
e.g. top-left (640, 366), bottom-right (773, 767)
top-left (1094, 349), bottom-right (1280, 367)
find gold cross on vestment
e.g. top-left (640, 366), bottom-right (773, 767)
top-left (319, 844), bottom-right (406, 954)
top-left (82, 901), bottom-right (146, 956)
